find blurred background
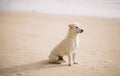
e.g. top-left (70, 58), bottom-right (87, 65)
top-left (0, 0), bottom-right (120, 18)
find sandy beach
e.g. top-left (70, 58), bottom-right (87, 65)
top-left (0, 12), bottom-right (120, 76)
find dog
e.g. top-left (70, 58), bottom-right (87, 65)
top-left (49, 23), bottom-right (83, 66)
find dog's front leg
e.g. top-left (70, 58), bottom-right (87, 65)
top-left (68, 53), bottom-right (72, 66)
top-left (73, 52), bottom-right (78, 64)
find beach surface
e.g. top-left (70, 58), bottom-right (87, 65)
top-left (0, 12), bottom-right (120, 76)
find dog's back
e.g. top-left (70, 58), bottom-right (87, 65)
top-left (52, 37), bottom-right (77, 56)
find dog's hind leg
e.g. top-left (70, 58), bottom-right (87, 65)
top-left (49, 54), bottom-right (61, 64)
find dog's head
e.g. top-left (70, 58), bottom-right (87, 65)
top-left (69, 23), bottom-right (84, 34)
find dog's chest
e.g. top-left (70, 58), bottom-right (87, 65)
top-left (72, 36), bottom-right (79, 49)
top-left (65, 35), bottom-right (79, 51)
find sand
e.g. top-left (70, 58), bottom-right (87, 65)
top-left (0, 12), bottom-right (120, 76)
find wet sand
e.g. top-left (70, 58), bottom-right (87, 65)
top-left (0, 12), bottom-right (120, 76)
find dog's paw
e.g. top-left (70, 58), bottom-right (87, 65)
top-left (50, 61), bottom-right (61, 64)
top-left (60, 60), bottom-right (66, 62)
top-left (74, 62), bottom-right (78, 64)
top-left (68, 64), bottom-right (72, 66)
top-left (56, 61), bottom-right (62, 64)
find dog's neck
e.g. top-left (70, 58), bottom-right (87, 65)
top-left (66, 29), bottom-right (80, 48)
top-left (66, 29), bottom-right (79, 38)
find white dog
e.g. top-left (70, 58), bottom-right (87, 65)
top-left (49, 23), bottom-right (83, 66)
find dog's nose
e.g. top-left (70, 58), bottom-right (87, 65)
top-left (81, 29), bottom-right (84, 33)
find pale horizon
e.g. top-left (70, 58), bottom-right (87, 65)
top-left (0, 0), bottom-right (120, 18)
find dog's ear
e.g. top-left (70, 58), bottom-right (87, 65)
top-left (69, 24), bottom-right (73, 29)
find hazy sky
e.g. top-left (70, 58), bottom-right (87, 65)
top-left (0, 0), bottom-right (120, 18)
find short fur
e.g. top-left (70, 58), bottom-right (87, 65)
top-left (49, 23), bottom-right (83, 66)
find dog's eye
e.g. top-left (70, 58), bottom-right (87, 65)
top-left (76, 26), bottom-right (78, 28)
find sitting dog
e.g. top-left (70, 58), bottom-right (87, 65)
top-left (49, 23), bottom-right (83, 66)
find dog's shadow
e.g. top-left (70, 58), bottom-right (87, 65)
top-left (0, 60), bottom-right (67, 74)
